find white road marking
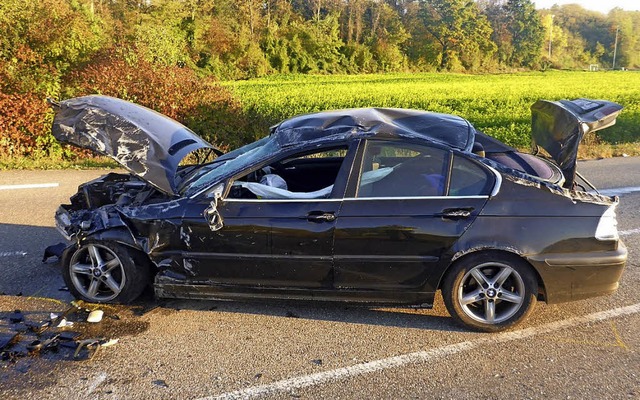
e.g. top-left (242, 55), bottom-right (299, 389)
top-left (0, 183), bottom-right (59, 190)
top-left (596, 186), bottom-right (640, 196)
top-left (620, 228), bottom-right (640, 237)
top-left (0, 251), bottom-right (27, 257)
top-left (206, 303), bottom-right (640, 400)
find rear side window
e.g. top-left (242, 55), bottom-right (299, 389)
top-left (449, 155), bottom-right (493, 196)
top-left (356, 141), bottom-right (448, 198)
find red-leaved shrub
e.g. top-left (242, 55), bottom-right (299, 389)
top-left (65, 47), bottom-right (259, 150)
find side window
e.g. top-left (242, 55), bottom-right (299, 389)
top-left (449, 155), bottom-right (493, 196)
top-left (228, 146), bottom-right (349, 199)
top-left (356, 141), bottom-right (448, 198)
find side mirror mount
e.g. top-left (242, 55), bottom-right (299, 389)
top-left (204, 184), bottom-right (224, 231)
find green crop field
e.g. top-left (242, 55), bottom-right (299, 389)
top-left (224, 71), bottom-right (640, 155)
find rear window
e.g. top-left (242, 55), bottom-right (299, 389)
top-left (449, 155), bottom-right (493, 196)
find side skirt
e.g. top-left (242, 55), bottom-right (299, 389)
top-left (154, 282), bottom-right (435, 308)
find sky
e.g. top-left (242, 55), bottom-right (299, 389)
top-left (534, 0), bottom-right (640, 14)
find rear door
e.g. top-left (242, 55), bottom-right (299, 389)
top-left (333, 139), bottom-right (494, 293)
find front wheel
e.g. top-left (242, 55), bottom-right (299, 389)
top-left (63, 242), bottom-right (149, 304)
top-left (442, 253), bottom-right (537, 332)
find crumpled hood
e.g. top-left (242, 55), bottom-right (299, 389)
top-left (531, 98), bottom-right (623, 187)
top-left (51, 95), bottom-right (217, 196)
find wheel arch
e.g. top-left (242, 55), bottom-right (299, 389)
top-left (439, 248), bottom-right (547, 301)
top-left (66, 229), bottom-right (158, 278)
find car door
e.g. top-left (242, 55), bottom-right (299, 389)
top-left (181, 143), bottom-right (356, 289)
top-left (333, 139), bottom-right (494, 293)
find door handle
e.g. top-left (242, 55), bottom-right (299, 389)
top-left (440, 208), bottom-right (474, 219)
top-left (307, 212), bottom-right (336, 222)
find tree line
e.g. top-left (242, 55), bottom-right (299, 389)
top-left (1, 0), bottom-right (639, 160)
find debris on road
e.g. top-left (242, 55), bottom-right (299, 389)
top-left (9, 310), bottom-right (23, 323)
top-left (0, 298), bottom-right (138, 367)
top-left (87, 310), bottom-right (103, 323)
top-left (42, 242), bottom-right (67, 262)
top-left (152, 379), bottom-right (169, 388)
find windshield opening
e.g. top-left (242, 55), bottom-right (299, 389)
top-left (180, 136), bottom-right (279, 196)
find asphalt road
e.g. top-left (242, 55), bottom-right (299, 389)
top-left (0, 158), bottom-right (639, 399)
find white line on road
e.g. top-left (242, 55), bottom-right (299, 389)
top-left (620, 228), bottom-right (640, 237)
top-left (596, 186), bottom-right (640, 196)
top-left (206, 303), bottom-right (640, 400)
top-left (0, 183), bottom-right (59, 190)
top-left (0, 251), bottom-right (27, 257)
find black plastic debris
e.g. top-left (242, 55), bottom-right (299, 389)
top-left (9, 310), bottom-right (24, 323)
top-left (26, 334), bottom-right (60, 354)
top-left (59, 331), bottom-right (81, 342)
top-left (1, 350), bottom-right (26, 363)
top-left (0, 333), bottom-right (19, 351)
top-left (25, 321), bottom-right (50, 334)
top-left (152, 380), bottom-right (169, 388)
top-left (311, 359), bottom-right (323, 366)
top-left (42, 242), bottom-right (67, 262)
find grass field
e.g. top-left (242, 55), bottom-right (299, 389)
top-left (225, 71), bottom-right (640, 157)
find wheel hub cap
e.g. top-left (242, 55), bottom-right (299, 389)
top-left (457, 263), bottom-right (526, 325)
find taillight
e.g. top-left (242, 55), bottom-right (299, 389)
top-left (595, 204), bottom-right (619, 241)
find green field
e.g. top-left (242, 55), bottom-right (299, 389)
top-left (225, 71), bottom-right (640, 155)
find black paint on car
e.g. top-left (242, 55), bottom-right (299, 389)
top-left (51, 96), bottom-right (627, 332)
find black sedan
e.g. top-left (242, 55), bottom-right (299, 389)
top-left (51, 96), bottom-right (627, 332)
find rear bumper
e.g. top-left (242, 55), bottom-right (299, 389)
top-left (527, 241), bottom-right (627, 304)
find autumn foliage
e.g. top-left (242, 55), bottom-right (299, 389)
top-left (66, 47), bottom-right (258, 150)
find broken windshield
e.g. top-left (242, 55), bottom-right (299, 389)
top-left (181, 136), bottom-right (280, 197)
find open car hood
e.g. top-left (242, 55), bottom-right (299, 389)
top-left (51, 95), bottom-right (218, 196)
top-left (531, 98), bottom-right (623, 188)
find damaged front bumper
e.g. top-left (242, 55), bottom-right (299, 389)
top-left (54, 203), bottom-right (129, 243)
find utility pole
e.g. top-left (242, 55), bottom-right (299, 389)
top-left (612, 26), bottom-right (620, 70)
top-left (548, 15), bottom-right (555, 59)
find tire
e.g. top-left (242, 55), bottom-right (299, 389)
top-left (442, 252), bottom-right (537, 332)
top-left (63, 241), bottom-right (150, 304)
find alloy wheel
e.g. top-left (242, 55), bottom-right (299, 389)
top-left (456, 262), bottom-right (525, 324)
top-left (69, 244), bottom-right (126, 302)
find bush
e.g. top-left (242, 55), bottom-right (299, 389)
top-left (65, 47), bottom-right (260, 150)
top-left (0, 89), bottom-right (50, 158)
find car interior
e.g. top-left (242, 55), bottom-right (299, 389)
top-left (228, 147), bottom-right (348, 199)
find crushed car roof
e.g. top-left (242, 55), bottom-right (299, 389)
top-left (50, 95), bottom-right (217, 196)
top-left (270, 108), bottom-right (477, 152)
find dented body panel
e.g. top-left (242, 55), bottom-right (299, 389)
top-left (51, 96), bottom-right (218, 195)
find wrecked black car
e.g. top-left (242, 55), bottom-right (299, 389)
top-left (51, 95), bottom-right (627, 332)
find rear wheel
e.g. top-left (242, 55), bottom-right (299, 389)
top-left (442, 253), bottom-right (537, 332)
top-left (63, 242), bottom-right (149, 304)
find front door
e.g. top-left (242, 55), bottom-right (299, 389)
top-left (182, 143), bottom-right (356, 289)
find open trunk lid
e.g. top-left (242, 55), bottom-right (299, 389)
top-left (531, 98), bottom-right (623, 188)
